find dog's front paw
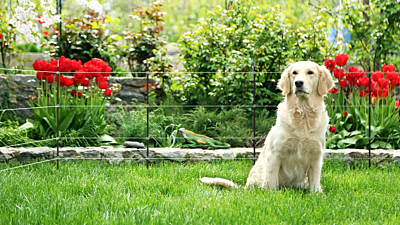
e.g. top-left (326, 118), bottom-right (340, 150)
top-left (311, 186), bottom-right (323, 193)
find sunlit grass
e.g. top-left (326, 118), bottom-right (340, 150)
top-left (0, 160), bottom-right (399, 224)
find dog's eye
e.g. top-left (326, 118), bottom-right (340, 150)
top-left (292, 71), bottom-right (298, 75)
top-left (307, 71), bottom-right (314, 75)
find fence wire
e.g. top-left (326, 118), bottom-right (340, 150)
top-left (1, 66), bottom-right (399, 171)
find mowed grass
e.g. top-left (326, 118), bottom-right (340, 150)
top-left (0, 160), bottom-right (400, 224)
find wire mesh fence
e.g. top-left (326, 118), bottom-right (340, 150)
top-left (1, 61), bottom-right (400, 172)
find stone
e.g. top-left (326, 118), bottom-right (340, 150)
top-left (17, 147), bottom-right (54, 162)
top-left (78, 149), bottom-right (101, 159)
top-left (59, 148), bottom-right (80, 161)
top-left (124, 141), bottom-right (145, 148)
top-left (115, 86), bottom-right (145, 103)
top-left (1, 147), bottom-right (400, 166)
top-left (104, 150), bottom-right (124, 165)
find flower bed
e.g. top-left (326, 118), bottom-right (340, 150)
top-left (325, 54), bottom-right (400, 149)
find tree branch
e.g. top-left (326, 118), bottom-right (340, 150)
top-left (308, 0), bottom-right (333, 16)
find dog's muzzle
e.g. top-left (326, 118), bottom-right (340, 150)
top-left (294, 80), bottom-right (308, 95)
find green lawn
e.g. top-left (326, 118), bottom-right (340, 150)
top-left (0, 160), bottom-right (399, 224)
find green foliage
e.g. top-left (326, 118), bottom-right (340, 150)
top-left (175, 0), bottom-right (336, 107)
top-left (341, 0), bottom-right (400, 70)
top-left (181, 107), bottom-right (275, 147)
top-left (30, 77), bottom-right (107, 146)
top-left (0, 127), bottom-right (36, 147)
top-left (0, 3), bottom-right (22, 73)
top-left (120, 2), bottom-right (169, 76)
top-left (107, 102), bottom-right (182, 148)
top-left (48, 11), bottom-right (121, 70)
top-left (16, 43), bottom-right (41, 53)
top-left (326, 87), bottom-right (400, 149)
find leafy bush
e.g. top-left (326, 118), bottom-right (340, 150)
top-left (48, 10), bottom-right (121, 70)
top-left (120, 2), bottom-right (170, 76)
top-left (341, 0), bottom-right (400, 71)
top-left (175, 0), bottom-right (337, 107)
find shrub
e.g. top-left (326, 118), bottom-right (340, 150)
top-left (175, 0), bottom-right (337, 107)
top-left (340, 0), bottom-right (400, 71)
top-left (120, 2), bottom-right (170, 76)
top-left (48, 10), bottom-right (121, 70)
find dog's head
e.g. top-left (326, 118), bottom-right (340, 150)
top-left (278, 61), bottom-right (334, 97)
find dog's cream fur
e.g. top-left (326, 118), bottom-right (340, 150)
top-left (201, 61), bottom-right (334, 192)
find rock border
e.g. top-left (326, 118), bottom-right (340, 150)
top-left (1, 147), bottom-right (400, 166)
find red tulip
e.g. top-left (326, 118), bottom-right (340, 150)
top-left (389, 75), bottom-right (400, 89)
top-left (372, 71), bottom-right (383, 82)
top-left (36, 72), bottom-right (45, 80)
top-left (0, 33), bottom-right (3, 39)
top-left (46, 75), bottom-right (54, 83)
top-left (358, 76), bottom-right (369, 87)
top-left (71, 60), bottom-right (82, 71)
top-left (74, 70), bottom-right (85, 79)
top-left (377, 88), bottom-right (388, 98)
top-left (329, 126), bottom-right (336, 133)
top-left (104, 88), bottom-right (112, 96)
top-left (43, 30), bottom-right (49, 36)
top-left (335, 53), bottom-right (349, 67)
top-left (329, 87), bottom-right (338, 94)
top-left (98, 81), bottom-right (108, 89)
top-left (33, 60), bottom-right (47, 71)
top-left (360, 90), bottom-right (367, 97)
top-left (346, 72), bottom-right (358, 86)
top-left (81, 79), bottom-right (89, 86)
top-left (70, 90), bottom-right (76, 96)
top-left (103, 66), bottom-right (112, 76)
top-left (324, 59), bottom-right (336, 73)
top-left (339, 79), bottom-right (348, 87)
top-left (371, 97), bottom-right (376, 104)
top-left (64, 78), bottom-right (74, 87)
top-left (382, 64), bottom-right (395, 73)
top-left (344, 112), bottom-right (348, 117)
top-left (396, 99), bottom-right (400, 109)
top-left (377, 78), bottom-right (389, 89)
top-left (334, 68), bottom-right (345, 79)
top-left (348, 67), bottom-right (364, 79)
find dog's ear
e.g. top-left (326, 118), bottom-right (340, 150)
top-left (278, 66), bottom-right (291, 95)
top-left (318, 66), bottom-right (334, 96)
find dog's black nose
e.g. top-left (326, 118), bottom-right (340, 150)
top-left (295, 80), bottom-right (304, 88)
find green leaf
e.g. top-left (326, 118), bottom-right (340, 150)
top-left (59, 112), bottom-right (76, 133)
top-left (100, 134), bottom-right (118, 145)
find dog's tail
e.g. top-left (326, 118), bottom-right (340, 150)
top-left (200, 177), bottom-right (239, 189)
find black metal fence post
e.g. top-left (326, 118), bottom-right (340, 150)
top-left (56, 0), bottom-right (62, 170)
top-left (146, 62), bottom-right (150, 169)
top-left (56, 61), bottom-right (60, 170)
top-left (368, 71), bottom-right (371, 168)
top-left (252, 59), bottom-right (257, 165)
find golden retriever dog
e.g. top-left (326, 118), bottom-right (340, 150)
top-left (201, 61), bottom-right (334, 192)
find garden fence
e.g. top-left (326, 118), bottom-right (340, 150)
top-left (0, 60), bottom-right (386, 173)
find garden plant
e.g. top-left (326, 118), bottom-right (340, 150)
top-left (325, 53), bottom-right (400, 149)
top-left (28, 56), bottom-right (113, 146)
